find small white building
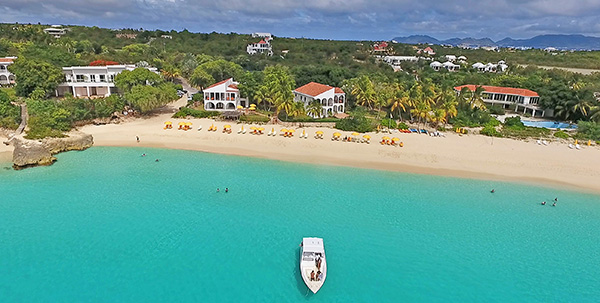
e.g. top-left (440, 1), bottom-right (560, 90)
top-left (203, 78), bottom-right (242, 111)
top-left (247, 39), bottom-right (273, 56)
top-left (383, 56), bottom-right (418, 65)
top-left (44, 25), bottom-right (68, 38)
top-left (430, 61), bottom-right (443, 71)
top-left (445, 55), bottom-right (457, 62)
top-left (0, 57), bottom-right (17, 85)
top-left (160, 35), bottom-right (173, 39)
top-left (252, 32), bottom-right (272, 39)
top-left (293, 82), bottom-right (345, 118)
top-left (56, 65), bottom-right (158, 98)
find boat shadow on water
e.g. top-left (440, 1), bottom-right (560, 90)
top-left (294, 247), bottom-right (315, 298)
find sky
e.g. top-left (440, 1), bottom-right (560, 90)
top-left (1, 0), bottom-right (600, 41)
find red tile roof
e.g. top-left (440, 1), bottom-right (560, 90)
top-left (0, 58), bottom-right (14, 63)
top-left (206, 78), bottom-right (232, 89)
top-left (228, 84), bottom-right (238, 90)
top-left (258, 40), bottom-right (267, 44)
top-left (454, 85), bottom-right (539, 97)
top-left (295, 82), bottom-right (344, 97)
top-left (334, 87), bottom-right (344, 94)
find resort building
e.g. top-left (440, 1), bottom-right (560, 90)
top-left (454, 85), bottom-right (546, 117)
top-left (445, 55), bottom-right (457, 62)
top-left (430, 61), bottom-right (460, 72)
top-left (472, 61), bottom-right (509, 73)
top-left (44, 25), bottom-right (68, 38)
top-left (293, 82), bottom-right (345, 118)
top-left (373, 41), bottom-right (392, 55)
top-left (55, 65), bottom-right (158, 98)
top-left (0, 57), bottom-right (17, 85)
top-left (418, 47), bottom-right (435, 56)
top-left (246, 38), bottom-right (273, 56)
top-left (252, 32), bottom-right (272, 39)
top-left (116, 33), bottom-right (137, 39)
top-left (203, 78), bottom-right (242, 111)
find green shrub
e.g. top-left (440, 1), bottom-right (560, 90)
top-left (480, 124), bottom-right (502, 137)
top-left (488, 105), bottom-right (506, 115)
top-left (191, 93), bottom-right (203, 101)
top-left (503, 116), bottom-right (525, 128)
top-left (25, 116), bottom-right (66, 139)
top-left (501, 126), bottom-right (551, 139)
top-left (576, 121), bottom-right (600, 140)
top-left (523, 113), bottom-right (532, 118)
top-left (240, 114), bottom-right (269, 123)
top-left (553, 130), bottom-right (569, 139)
top-left (172, 107), bottom-right (220, 119)
top-left (174, 84), bottom-right (183, 91)
top-left (398, 122), bottom-right (409, 129)
top-left (335, 110), bottom-right (375, 132)
top-left (380, 118), bottom-right (397, 129)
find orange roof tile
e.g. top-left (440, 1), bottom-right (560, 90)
top-left (206, 78), bottom-right (232, 89)
top-left (0, 58), bottom-right (14, 63)
top-left (294, 82), bottom-right (335, 97)
top-left (454, 85), bottom-right (539, 97)
top-left (334, 87), bottom-right (344, 94)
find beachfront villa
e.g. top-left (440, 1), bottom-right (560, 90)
top-left (454, 85), bottom-right (547, 117)
top-left (0, 57), bottom-right (17, 85)
top-left (293, 82), bottom-right (345, 118)
top-left (203, 78), bottom-right (243, 111)
top-left (55, 65), bottom-right (158, 98)
top-left (43, 25), bottom-right (68, 38)
top-left (472, 61), bottom-right (509, 73)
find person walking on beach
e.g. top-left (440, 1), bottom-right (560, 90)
top-left (136, 136), bottom-right (140, 143)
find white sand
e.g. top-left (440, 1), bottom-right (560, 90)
top-left (75, 114), bottom-right (600, 194)
top-left (2, 100), bottom-right (599, 194)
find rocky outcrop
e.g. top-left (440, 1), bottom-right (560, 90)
top-left (11, 131), bottom-right (93, 169)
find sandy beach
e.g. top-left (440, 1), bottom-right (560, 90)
top-left (2, 102), bottom-right (599, 194)
top-left (66, 112), bottom-right (599, 194)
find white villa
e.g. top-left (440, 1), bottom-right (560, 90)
top-left (0, 57), bottom-right (17, 85)
top-left (293, 82), bottom-right (345, 118)
top-left (430, 61), bottom-right (460, 71)
top-left (203, 78), bottom-right (242, 111)
top-left (454, 85), bottom-right (546, 117)
top-left (472, 61), bottom-right (509, 73)
top-left (445, 55), bottom-right (457, 62)
top-left (55, 65), bottom-right (158, 98)
top-left (247, 38), bottom-right (273, 56)
top-left (44, 25), bottom-right (68, 38)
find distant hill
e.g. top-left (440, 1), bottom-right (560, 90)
top-left (392, 34), bottom-right (600, 50)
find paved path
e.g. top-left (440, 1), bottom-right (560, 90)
top-left (15, 103), bottom-right (28, 136)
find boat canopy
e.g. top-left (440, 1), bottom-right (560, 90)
top-left (302, 237), bottom-right (324, 253)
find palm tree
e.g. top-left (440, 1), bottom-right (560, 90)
top-left (410, 100), bottom-right (431, 128)
top-left (306, 100), bottom-right (323, 118)
top-left (276, 93), bottom-right (295, 120)
top-left (429, 108), bottom-right (447, 128)
top-left (467, 85), bottom-right (487, 110)
top-left (351, 75), bottom-right (376, 109)
top-left (390, 91), bottom-right (411, 121)
top-left (290, 101), bottom-right (306, 118)
top-left (436, 89), bottom-right (458, 127)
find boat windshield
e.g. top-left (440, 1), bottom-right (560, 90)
top-left (302, 252), bottom-right (314, 261)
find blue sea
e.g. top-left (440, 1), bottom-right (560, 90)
top-left (1, 147), bottom-right (599, 302)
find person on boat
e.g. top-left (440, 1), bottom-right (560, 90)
top-left (310, 270), bottom-right (315, 281)
top-left (541, 201), bottom-right (546, 205)
top-left (316, 270), bottom-right (321, 281)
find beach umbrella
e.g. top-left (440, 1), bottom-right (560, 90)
top-left (258, 127), bottom-right (265, 131)
top-left (185, 122), bottom-right (193, 126)
top-left (164, 121), bottom-right (172, 125)
top-left (333, 132), bottom-right (341, 137)
top-left (288, 129), bottom-right (295, 132)
top-left (237, 105), bottom-right (243, 109)
top-left (351, 132), bottom-right (360, 136)
top-left (250, 126), bottom-right (257, 130)
top-left (224, 124), bottom-right (231, 128)
top-left (316, 131), bottom-right (324, 135)
top-left (280, 128), bottom-right (288, 132)
top-left (178, 122), bottom-right (186, 125)
top-left (382, 136), bottom-right (390, 140)
top-left (392, 137), bottom-right (400, 142)
top-left (363, 135), bottom-right (371, 139)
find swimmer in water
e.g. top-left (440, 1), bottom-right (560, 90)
top-left (155, 159), bottom-right (160, 162)
top-left (142, 153), bottom-right (146, 157)
top-left (541, 201), bottom-right (546, 205)
top-left (491, 189), bottom-right (495, 193)
top-left (552, 202), bottom-right (556, 207)
top-left (217, 188), bottom-right (220, 193)
top-left (225, 188), bottom-right (228, 193)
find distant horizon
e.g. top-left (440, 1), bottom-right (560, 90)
top-left (5, 21), bottom-right (600, 43)
top-left (2, 0), bottom-right (600, 41)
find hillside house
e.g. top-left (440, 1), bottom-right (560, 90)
top-left (293, 82), bottom-right (345, 118)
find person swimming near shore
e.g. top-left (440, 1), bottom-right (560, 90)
top-left (155, 159), bottom-right (160, 162)
top-left (491, 189), bottom-right (495, 193)
top-left (555, 197), bottom-right (558, 202)
top-left (225, 188), bottom-right (228, 193)
top-left (142, 153), bottom-right (146, 157)
top-left (217, 188), bottom-right (220, 193)
top-left (552, 202), bottom-right (556, 207)
top-left (541, 201), bottom-right (546, 205)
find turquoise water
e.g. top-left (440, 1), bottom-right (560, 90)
top-left (522, 120), bottom-right (578, 129)
top-left (1, 147), bottom-right (599, 302)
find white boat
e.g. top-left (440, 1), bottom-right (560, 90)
top-left (300, 237), bottom-right (327, 294)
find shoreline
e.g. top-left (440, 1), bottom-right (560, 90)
top-left (3, 113), bottom-right (599, 195)
top-left (79, 115), bottom-right (600, 195)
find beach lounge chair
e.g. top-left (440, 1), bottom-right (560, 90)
top-left (575, 144), bottom-right (581, 150)
top-left (568, 144), bottom-right (574, 149)
top-left (420, 129), bottom-right (428, 135)
top-left (536, 140), bottom-right (542, 145)
top-left (542, 140), bottom-right (548, 146)
top-left (409, 128), bottom-right (418, 133)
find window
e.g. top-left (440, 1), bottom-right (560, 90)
top-left (76, 75), bottom-right (85, 82)
top-left (90, 74), bottom-right (97, 82)
top-left (99, 75), bottom-right (106, 82)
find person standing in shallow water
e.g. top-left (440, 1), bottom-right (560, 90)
top-left (225, 188), bottom-right (228, 193)
top-left (217, 188), bottom-right (220, 193)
